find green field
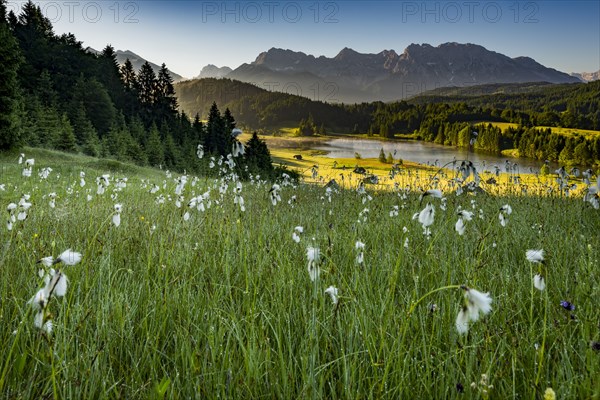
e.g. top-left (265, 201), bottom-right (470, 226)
top-left (0, 148), bottom-right (598, 399)
top-left (478, 122), bottom-right (600, 139)
top-left (536, 126), bottom-right (600, 139)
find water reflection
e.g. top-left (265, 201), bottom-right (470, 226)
top-left (315, 139), bottom-right (555, 173)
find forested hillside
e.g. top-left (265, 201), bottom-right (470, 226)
top-left (176, 77), bottom-right (600, 165)
top-left (0, 1), bottom-right (275, 177)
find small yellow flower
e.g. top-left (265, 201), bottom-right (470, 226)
top-left (543, 388), bottom-right (556, 400)
top-left (33, 233), bottom-right (39, 239)
top-left (140, 216), bottom-right (145, 221)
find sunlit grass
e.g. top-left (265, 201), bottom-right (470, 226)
top-left (0, 148), bottom-right (598, 399)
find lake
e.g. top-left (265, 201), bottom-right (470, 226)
top-left (314, 138), bottom-right (553, 173)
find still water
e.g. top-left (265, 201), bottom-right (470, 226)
top-left (314, 138), bottom-right (552, 173)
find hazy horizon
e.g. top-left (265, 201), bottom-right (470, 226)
top-left (7, 0), bottom-right (599, 78)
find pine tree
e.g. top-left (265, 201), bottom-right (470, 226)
top-left (205, 102), bottom-right (227, 155)
top-left (54, 113), bottom-right (77, 152)
top-left (145, 123), bottom-right (164, 166)
top-left (156, 63), bottom-right (178, 121)
top-left (378, 148), bottom-right (386, 163)
top-left (245, 132), bottom-right (273, 174)
top-left (163, 133), bottom-right (181, 170)
top-left (137, 62), bottom-right (157, 105)
top-left (120, 59), bottom-right (137, 89)
top-left (0, 0), bottom-right (23, 150)
top-left (223, 108), bottom-right (236, 132)
top-left (69, 101), bottom-right (97, 146)
top-left (120, 58), bottom-right (139, 117)
top-left (72, 76), bottom-right (116, 136)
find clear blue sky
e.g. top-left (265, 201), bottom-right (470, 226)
top-left (9, 1), bottom-right (600, 78)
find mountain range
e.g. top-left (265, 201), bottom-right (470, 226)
top-left (571, 70), bottom-right (600, 82)
top-left (196, 64), bottom-right (233, 79)
top-left (224, 42), bottom-right (580, 103)
top-left (86, 48), bottom-right (185, 82)
top-left (92, 43), bottom-right (597, 103)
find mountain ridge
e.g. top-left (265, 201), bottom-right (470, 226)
top-left (226, 42), bottom-right (580, 103)
top-left (86, 48), bottom-right (185, 82)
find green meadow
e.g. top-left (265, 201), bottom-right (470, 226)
top-left (0, 148), bottom-right (598, 399)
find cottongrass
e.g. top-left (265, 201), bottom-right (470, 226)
top-left (1, 150), bottom-right (598, 399)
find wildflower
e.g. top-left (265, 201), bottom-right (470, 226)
top-left (440, 197), bottom-right (447, 211)
top-left (464, 287), bottom-right (493, 318)
top-left (498, 204), bottom-right (512, 227)
top-left (233, 181), bottom-right (245, 212)
top-left (455, 210), bottom-right (474, 236)
top-left (418, 203), bottom-right (435, 237)
top-left (113, 203), bottom-right (122, 227)
top-left (455, 308), bottom-right (470, 334)
top-left (292, 226), bottom-right (303, 243)
top-left (357, 208), bottom-right (369, 223)
top-left (39, 167), bottom-right (52, 180)
top-left (389, 205), bottom-right (399, 217)
top-left (80, 171), bottom-right (86, 187)
top-left (196, 144), bottom-right (204, 159)
top-left (306, 246), bottom-right (320, 282)
top-left (269, 184), bottom-right (281, 206)
top-left (543, 388), bottom-right (556, 400)
top-left (18, 153), bottom-right (24, 164)
top-left (456, 286), bottom-right (492, 334)
top-left (17, 198), bottom-right (32, 221)
top-left (46, 269), bottom-right (68, 297)
top-left (232, 141), bottom-right (245, 157)
top-left (419, 189), bottom-right (443, 202)
top-left (324, 286), bottom-right (339, 305)
top-left (533, 274), bottom-right (546, 291)
top-left (97, 174), bottom-right (110, 195)
top-left (38, 256), bottom-right (54, 268)
top-left (560, 300), bottom-right (575, 311)
top-left (526, 249), bottom-right (545, 264)
top-left (48, 192), bottom-right (57, 208)
top-left (54, 249), bottom-right (82, 266)
top-left (6, 203), bottom-right (17, 231)
top-left (355, 240), bottom-right (365, 266)
top-left (31, 249), bottom-right (81, 334)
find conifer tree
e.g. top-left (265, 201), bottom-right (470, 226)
top-left (245, 132), bottom-right (273, 174)
top-left (54, 113), bottom-right (77, 152)
top-left (145, 123), bottom-right (164, 166)
top-left (156, 63), bottom-right (178, 121)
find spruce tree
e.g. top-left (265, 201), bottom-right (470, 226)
top-left (145, 123), bottom-right (164, 166)
top-left (245, 132), bottom-right (273, 174)
top-left (137, 62), bottom-right (157, 104)
top-left (378, 148), bottom-right (386, 163)
top-left (156, 63), bottom-right (178, 121)
top-left (55, 114), bottom-right (77, 152)
top-left (205, 102), bottom-right (226, 155)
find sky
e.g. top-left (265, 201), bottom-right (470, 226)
top-left (7, 1), bottom-right (600, 79)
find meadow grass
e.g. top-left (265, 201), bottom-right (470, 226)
top-left (478, 121), bottom-right (600, 139)
top-left (0, 148), bottom-right (598, 399)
